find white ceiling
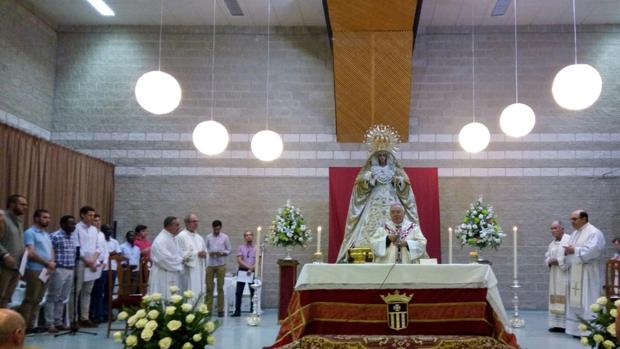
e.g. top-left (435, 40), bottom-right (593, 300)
top-left (25, 0), bottom-right (620, 27)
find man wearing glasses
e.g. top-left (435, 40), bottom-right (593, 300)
top-left (231, 231), bottom-right (255, 317)
top-left (563, 210), bottom-right (605, 338)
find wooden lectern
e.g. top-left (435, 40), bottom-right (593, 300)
top-left (277, 259), bottom-right (299, 321)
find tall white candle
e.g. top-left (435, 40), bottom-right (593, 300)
top-left (316, 226), bottom-right (322, 253)
top-left (513, 226), bottom-right (518, 279)
top-left (448, 227), bottom-right (453, 264)
top-left (256, 226), bottom-right (262, 278)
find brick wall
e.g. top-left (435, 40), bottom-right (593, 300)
top-left (0, 0), bottom-right (56, 131)
top-left (6, 20), bottom-right (620, 309)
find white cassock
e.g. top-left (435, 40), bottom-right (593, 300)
top-left (149, 229), bottom-right (183, 299)
top-left (545, 233), bottom-right (571, 328)
top-left (177, 229), bottom-right (207, 296)
top-left (565, 223), bottom-right (605, 336)
top-left (371, 219), bottom-right (427, 264)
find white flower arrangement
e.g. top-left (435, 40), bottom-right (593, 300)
top-left (455, 197), bottom-right (505, 250)
top-left (578, 297), bottom-right (619, 349)
top-left (114, 287), bottom-right (219, 349)
top-left (267, 200), bottom-right (312, 248)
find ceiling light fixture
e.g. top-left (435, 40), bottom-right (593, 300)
top-left (251, 0), bottom-right (283, 161)
top-left (135, 0), bottom-right (182, 115)
top-left (86, 0), bottom-right (115, 16)
top-left (551, 0), bottom-right (602, 110)
top-left (459, 9), bottom-right (490, 153)
top-left (192, 0), bottom-right (229, 155)
top-left (499, 0), bottom-right (535, 138)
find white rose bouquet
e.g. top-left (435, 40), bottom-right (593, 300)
top-left (114, 287), bottom-right (219, 349)
top-left (578, 297), bottom-right (619, 349)
top-left (455, 197), bottom-right (505, 250)
top-left (267, 200), bottom-right (312, 248)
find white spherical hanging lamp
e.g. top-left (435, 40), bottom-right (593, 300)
top-left (192, 120), bottom-right (229, 155)
top-left (552, 64), bottom-right (602, 111)
top-left (458, 122), bottom-right (490, 153)
top-left (135, 70), bottom-right (182, 115)
top-left (251, 130), bottom-right (283, 161)
top-left (499, 103), bottom-right (536, 138)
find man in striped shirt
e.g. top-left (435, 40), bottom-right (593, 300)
top-left (44, 215), bottom-right (77, 333)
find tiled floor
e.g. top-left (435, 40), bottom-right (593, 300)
top-left (25, 309), bottom-right (585, 349)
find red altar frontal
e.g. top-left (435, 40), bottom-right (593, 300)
top-left (267, 264), bottom-right (519, 349)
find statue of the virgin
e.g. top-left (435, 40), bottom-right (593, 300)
top-left (336, 125), bottom-right (423, 263)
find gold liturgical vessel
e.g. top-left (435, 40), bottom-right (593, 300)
top-left (348, 247), bottom-right (374, 263)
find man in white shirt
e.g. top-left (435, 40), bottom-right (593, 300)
top-left (564, 210), bottom-right (605, 337)
top-left (371, 204), bottom-right (427, 264)
top-left (72, 206), bottom-right (101, 328)
top-left (177, 214), bottom-right (207, 296)
top-left (149, 217), bottom-right (183, 299)
top-left (120, 231), bottom-right (141, 269)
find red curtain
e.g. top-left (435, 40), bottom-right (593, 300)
top-left (328, 167), bottom-right (440, 263)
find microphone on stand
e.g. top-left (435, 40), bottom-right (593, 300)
top-left (379, 231), bottom-right (401, 290)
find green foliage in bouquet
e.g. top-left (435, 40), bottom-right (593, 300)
top-left (267, 200), bottom-right (312, 248)
top-left (578, 296), bottom-right (619, 349)
top-left (455, 197), bottom-right (505, 250)
top-left (114, 286), bottom-right (219, 349)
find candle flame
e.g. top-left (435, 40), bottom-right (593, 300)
top-left (512, 226), bottom-right (517, 233)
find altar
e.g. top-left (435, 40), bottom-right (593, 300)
top-left (268, 264), bottom-right (518, 348)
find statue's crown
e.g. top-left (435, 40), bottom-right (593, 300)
top-left (380, 290), bottom-right (413, 304)
top-left (364, 124), bottom-right (401, 154)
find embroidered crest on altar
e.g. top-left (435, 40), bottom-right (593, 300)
top-left (381, 290), bottom-right (413, 331)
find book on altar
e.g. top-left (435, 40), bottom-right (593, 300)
top-left (419, 258), bottom-right (437, 265)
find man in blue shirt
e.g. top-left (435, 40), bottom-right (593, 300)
top-left (18, 209), bottom-right (55, 333)
top-left (44, 215), bottom-right (76, 333)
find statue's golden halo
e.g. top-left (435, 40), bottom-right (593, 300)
top-left (364, 124), bottom-right (401, 155)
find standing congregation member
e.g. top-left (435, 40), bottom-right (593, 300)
top-left (91, 224), bottom-right (120, 323)
top-left (177, 214), bottom-right (207, 296)
top-left (206, 220), bottom-right (231, 317)
top-left (544, 220), bottom-right (571, 332)
top-left (120, 231), bottom-right (141, 293)
top-left (0, 309), bottom-right (26, 349)
top-left (44, 215), bottom-right (77, 333)
top-left (232, 231), bottom-right (255, 317)
top-left (0, 195), bottom-right (27, 308)
top-left (149, 217), bottom-right (183, 299)
top-left (89, 217), bottom-right (110, 323)
top-left (73, 206), bottom-right (101, 328)
top-left (19, 209), bottom-right (54, 333)
top-left (371, 204), bottom-right (427, 264)
top-left (134, 224), bottom-right (151, 263)
top-left (564, 210), bottom-right (605, 337)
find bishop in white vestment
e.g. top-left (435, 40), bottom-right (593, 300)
top-left (564, 210), bottom-right (605, 336)
top-left (177, 214), bottom-right (207, 297)
top-left (149, 217), bottom-right (183, 299)
top-left (544, 220), bottom-right (571, 330)
top-left (371, 204), bottom-right (427, 264)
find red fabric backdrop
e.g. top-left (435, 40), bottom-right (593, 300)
top-left (328, 167), bottom-right (440, 263)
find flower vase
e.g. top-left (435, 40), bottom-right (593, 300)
top-left (475, 248), bottom-right (492, 265)
top-left (283, 246), bottom-right (293, 260)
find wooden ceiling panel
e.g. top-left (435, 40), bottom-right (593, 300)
top-left (327, 0), bottom-right (419, 142)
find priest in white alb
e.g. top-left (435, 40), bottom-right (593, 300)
top-left (544, 220), bottom-right (571, 332)
top-left (149, 216), bottom-right (184, 299)
top-left (371, 204), bottom-right (427, 264)
top-left (177, 213), bottom-right (207, 297)
top-left (564, 210), bottom-right (605, 336)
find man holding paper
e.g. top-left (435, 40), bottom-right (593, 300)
top-left (72, 206), bottom-right (101, 328)
top-left (232, 231), bottom-right (256, 317)
top-left (18, 209), bottom-right (54, 333)
top-left (0, 195), bottom-right (27, 308)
